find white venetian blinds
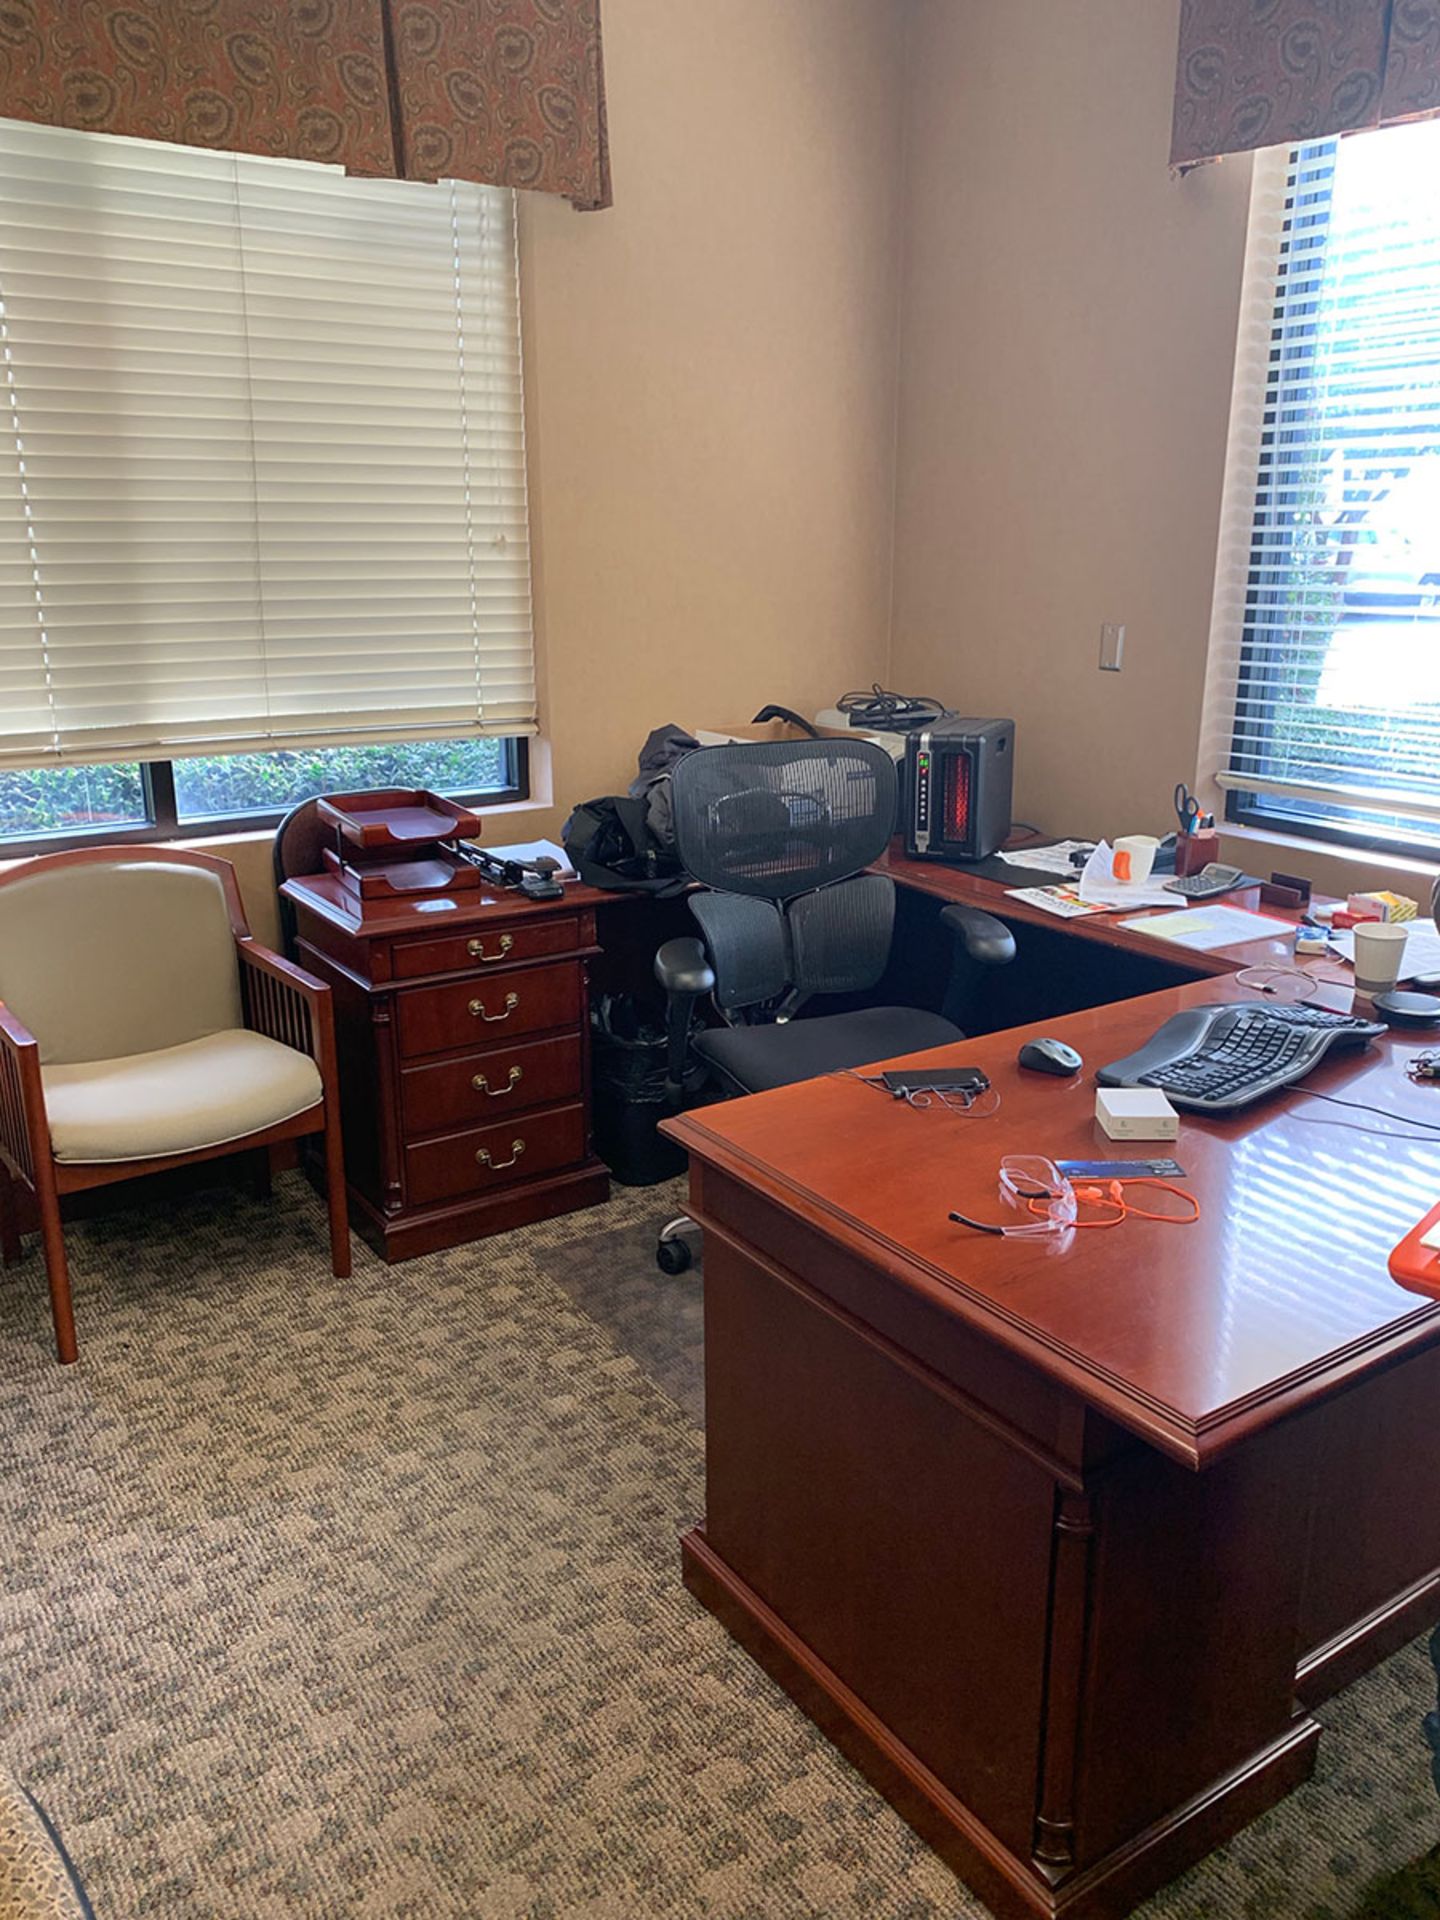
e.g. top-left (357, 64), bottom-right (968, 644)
top-left (0, 118), bottom-right (535, 768)
top-left (1204, 124), bottom-right (1440, 844)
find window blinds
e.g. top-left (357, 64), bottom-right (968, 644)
top-left (1208, 124), bottom-right (1440, 841)
top-left (0, 119), bottom-right (536, 769)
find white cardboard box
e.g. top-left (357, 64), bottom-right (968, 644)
top-left (1095, 1087), bottom-right (1179, 1141)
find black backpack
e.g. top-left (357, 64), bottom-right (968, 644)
top-left (562, 792), bottom-right (690, 896)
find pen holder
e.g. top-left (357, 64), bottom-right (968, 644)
top-left (1175, 827), bottom-right (1220, 876)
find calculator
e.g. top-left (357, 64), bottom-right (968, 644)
top-left (1163, 862), bottom-right (1249, 899)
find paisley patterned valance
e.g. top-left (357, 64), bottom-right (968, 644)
top-left (1171, 0), bottom-right (1440, 168)
top-left (0, 0), bottom-right (610, 210)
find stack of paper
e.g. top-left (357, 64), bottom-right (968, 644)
top-left (1327, 921), bottom-right (1440, 980)
top-left (1116, 905), bottom-right (1294, 952)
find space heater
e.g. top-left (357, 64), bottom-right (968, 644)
top-left (902, 718), bottom-right (1015, 863)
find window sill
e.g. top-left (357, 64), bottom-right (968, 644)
top-left (1221, 820), bottom-right (1439, 888)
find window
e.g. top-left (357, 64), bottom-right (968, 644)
top-left (1205, 122), bottom-right (1440, 858)
top-left (0, 740), bottom-right (526, 851)
top-left (0, 118), bottom-right (536, 851)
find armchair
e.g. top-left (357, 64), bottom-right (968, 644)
top-left (0, 846), bottom-right (349, 1363)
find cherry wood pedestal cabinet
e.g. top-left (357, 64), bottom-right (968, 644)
top-left (282, 874), bottom-right (610, 1260)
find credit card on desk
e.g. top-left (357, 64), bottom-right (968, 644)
top-left (1056, 1158), bottom-right (1186, 1179)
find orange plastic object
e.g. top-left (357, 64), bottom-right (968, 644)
top-left (1388, 1199), bottom-right (1440, 1299)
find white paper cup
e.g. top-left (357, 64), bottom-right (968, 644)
top-left (1113, 835), bottom-right (1160, 885)
top-left (1352, 921), bottom-right (1408, 995)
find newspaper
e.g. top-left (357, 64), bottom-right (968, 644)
top-left (994, 839), bottom-right (1095, 878)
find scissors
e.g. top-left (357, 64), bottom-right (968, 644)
top-left (1174, 783), bottom-right (1203, 835)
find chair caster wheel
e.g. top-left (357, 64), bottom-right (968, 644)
top-left (656, 1238), bottom-right (693, 1275)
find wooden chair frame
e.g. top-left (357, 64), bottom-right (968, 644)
top-left (0, 845), bottom-right (350, 1363)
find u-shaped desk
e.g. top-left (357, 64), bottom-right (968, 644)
top-left (664, 846), bottom-right (1440, 1920)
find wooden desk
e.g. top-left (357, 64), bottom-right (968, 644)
top-left (664, 974), bottom-right (1440, 1920)
top-left (875, 843), bottom-right (1336, 980)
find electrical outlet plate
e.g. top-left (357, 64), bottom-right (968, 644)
top-left (1099, 621), bottom-right (1125, 671)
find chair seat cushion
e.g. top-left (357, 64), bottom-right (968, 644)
top-left (42, 1029), bottom-right (323, 1164)
top-left (693, 1005), bottom-right (964, 1094)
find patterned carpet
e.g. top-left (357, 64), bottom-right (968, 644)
top-left (0, 1169), bottom-right (1436, 1919)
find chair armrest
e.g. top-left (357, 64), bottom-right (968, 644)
top-left (0, 1003), bottom-right (46, 1183)
top-left (236, 938), bottom-right (332, 1064)
top-left (654, 938), bottom-right (715, 1102)
top-left (939, 902), bottom-right (1016, 968)
top-left (655, 937), bottom-right (716, 999)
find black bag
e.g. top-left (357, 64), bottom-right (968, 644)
top-left (562, 793), bottom-right (689, 896)
top-left (563, 722), bottom-right (699, 896)
top-left (629, 724), bottom-right (700, 855)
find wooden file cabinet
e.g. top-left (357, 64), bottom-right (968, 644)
top-left (281, 874), bottom-right (610, 1261)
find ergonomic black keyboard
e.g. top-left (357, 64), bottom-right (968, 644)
top-left (1096, 1002), bottom-right (1385, 1113)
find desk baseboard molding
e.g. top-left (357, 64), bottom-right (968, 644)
top-left (1297, 1566), bottom-right (1440, 1707)
top-left (681, 1526), bottom-right (1319, 1920)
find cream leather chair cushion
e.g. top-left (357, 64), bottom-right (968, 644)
top-left (0, 862), bottom-right (243, 1065)
top-left (42, 1030), bottom-right (323, 1164)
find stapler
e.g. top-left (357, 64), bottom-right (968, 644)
top-left (461, 847), bottom-right (566, 900)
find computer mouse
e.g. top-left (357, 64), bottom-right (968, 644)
top-left (1018, 1037), bottom-right (1084, 1077)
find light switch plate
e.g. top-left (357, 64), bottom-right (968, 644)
top-left (1099, 621), bottom-right (1125, 671)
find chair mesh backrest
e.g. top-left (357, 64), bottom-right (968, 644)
top-left (671, 739), bottom-right (896, 901)
top-left (787, 871), bottom-right (894, 996)
top-left (689, 893), bottom-right (789, 1010)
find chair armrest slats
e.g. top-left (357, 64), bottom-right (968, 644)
top-left (236, 940), bottom-right (329, 1063)
top-left (0, 1005), bottom-right (43, 1181)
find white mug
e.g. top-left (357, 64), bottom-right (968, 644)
top-left (1352, 921), bottom-right (1408, 996)
top-left (1113, 835), bottom-right (1160, 886)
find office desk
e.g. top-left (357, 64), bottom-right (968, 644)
top-left (664, 975), bottom-right (1440, 1920)
top-left (875, 843), bottom-right (1333, 980)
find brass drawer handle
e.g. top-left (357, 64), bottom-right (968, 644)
top-left (469, 991), bottom-right (518, 1023)
top-left (467, 934), bottom-right (514, 963)
top-left (472, 1065), bottom-right (522, 1098)
top-left (476, 1138), bottom-right (525, 1171)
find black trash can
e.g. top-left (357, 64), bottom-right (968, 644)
top-left (590, 994), bottom-right (689, 1186)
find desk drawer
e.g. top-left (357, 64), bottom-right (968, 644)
top-left (405, 1104), bottom-right (586, 1206)
top-left (400, 1033), bottom-right (583, 1135)
top-left (392, 915), bottom-right (582, 981)
top-left (397, 960), bottom-right (582, 1060)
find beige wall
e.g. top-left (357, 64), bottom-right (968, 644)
top-left (890, 0), bottom-right (1428, 900)
top-left (892, 0), bottom-right (1252, 843)
top-left (517, 0), bottom-right (905, 837)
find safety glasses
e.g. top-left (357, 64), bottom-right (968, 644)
top-left (950, 1154), bottom-right (1200, 1237)
top-left (950, 1155), bottom-right (1078, 1237)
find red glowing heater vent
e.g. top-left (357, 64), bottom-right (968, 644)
top-left (944, 753), bottom-right (972, 843)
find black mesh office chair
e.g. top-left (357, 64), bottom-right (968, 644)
top-left (653, 738), bottom-right (1014, 1270)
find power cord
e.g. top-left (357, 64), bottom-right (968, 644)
top-left (835, 684), bottom-right (951, 732)
top-left (1283, 1084), bottom-right (1440, 1141)
top-left (831, 1069), bottom-right (1001, 1116)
